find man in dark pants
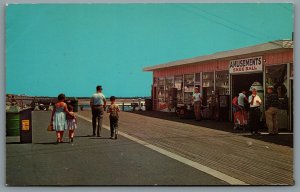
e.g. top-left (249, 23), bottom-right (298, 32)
top-left (265, 86), bottom-right (280, 135)
top-left (248, 88), bottom-right (262, 135)
top-left (90, 85), bottom-right (106, 137)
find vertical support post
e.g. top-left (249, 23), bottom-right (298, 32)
top-left (164, 78), bottom-right (166, 103)
top-left (181, 74), bottom-right (184, 104)
top-left (213, 70), bottom-right (216, 91)
top-left (229, 73), bottom-right (232, 122)
top-left (200, 72), bottom-right (203, 96)
top-left (193, 73), bottom-right (195, 88)
top-left (263, 64), bottom-right (266, 116)
top-left (287, 63), bottom-right (291, 131)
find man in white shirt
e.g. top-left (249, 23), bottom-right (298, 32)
top-left (192, 87), bottom-right (202, 121)
top-left (90, 85), bottom-right (106, 137)
top-left (248, 88), bottom-right (262, 135)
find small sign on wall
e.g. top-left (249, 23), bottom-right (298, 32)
top-left (22, 120), bottom-right (30, 131)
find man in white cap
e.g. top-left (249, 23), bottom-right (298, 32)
top-left (192, 86), bottom-right (202, 121)
top-left (265, 85), bottom-right (280, 135)
top-left (248, 87), bottom-right (262, 135)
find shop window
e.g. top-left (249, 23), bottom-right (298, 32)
top-left (153, 77), bottom-right (158, 100)
top-left (165, 76), bottom-right (174, 102)
top-left (202, 72), bottom-right (214, 106)
top-left (157, 77), bottom-right (165, 102)
top-left (175, 75), bottom-right (183, 103)
top-left (202, 72), bottom-right (214, 96)
top-left (195, 73), bottom-right (201, 85)
top-left (184, 74), bottom-right (195, 103)
top-left (215, 71), bottom-right (229, 95)
top-left (265, 64), bottom-right (289, 129)
top-left (265, 65), bottom-right (288, 97)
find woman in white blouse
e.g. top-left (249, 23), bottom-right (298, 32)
top-left (192, 87), bottom-right (202, 121)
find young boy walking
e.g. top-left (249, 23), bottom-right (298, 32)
top-left (107, 96), bottom-right (120, 139)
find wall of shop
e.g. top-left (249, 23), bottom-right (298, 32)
top-left (153, 60), bottom-right (227, 77)
top-left (264, 50), bottom-right (293, 65)
top-left (153, 50), bottom-right (293, 77)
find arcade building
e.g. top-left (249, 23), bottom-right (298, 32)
top-left (143, 40), bottom-right (293, 131)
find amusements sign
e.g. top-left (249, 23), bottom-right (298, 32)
top-left (229, 56), bottom-right (263, 74)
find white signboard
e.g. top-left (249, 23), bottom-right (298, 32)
top-left (229, 56), bottom-right (263, 74)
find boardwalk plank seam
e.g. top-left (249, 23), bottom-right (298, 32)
top-left (76, 114), bottom-right (248, 185)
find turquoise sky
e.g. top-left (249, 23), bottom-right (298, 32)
top-left (6, 3), bottom-right (293, 97)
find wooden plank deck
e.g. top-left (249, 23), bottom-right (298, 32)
top-left (77, 110), bottom-right (293, 185)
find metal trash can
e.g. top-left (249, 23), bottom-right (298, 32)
top-left (6, 112), bottom-right (20, 136)
top-left (6, 108), bottom-right (33, 143)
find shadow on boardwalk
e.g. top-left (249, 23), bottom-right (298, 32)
top-left (128, 111), bottom-right (293, 148)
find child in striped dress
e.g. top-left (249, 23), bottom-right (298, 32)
top-left (67, 105), bottom-right (77, 143)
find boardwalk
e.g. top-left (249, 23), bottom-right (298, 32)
top-left (78, 110), bottom-right (294, 185)
top-left (6, 111), bottom-right (226, 186)
top-left (6, 110), bottom-right (293, 185)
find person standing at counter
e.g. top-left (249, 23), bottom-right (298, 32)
top-left (277, 85), bottom-right (288, 110)
top-left (237, 90), bottom-right (248, 126)
top-left (265, 86), bottom-right (280, 135)
top-left (192, 87), bottom-right (202, 121)
top-left (238, 90), bottom-right (247, 107)
top-left (208, 90), bottom-right (219, 121)
top-left (248, 88), bottom-right (262, 135)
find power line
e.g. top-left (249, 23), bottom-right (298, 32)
top-left (192, 6), bottom-right (280, 42)
top-left (179, 4), bottom-right (292, 48)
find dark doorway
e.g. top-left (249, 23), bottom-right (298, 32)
top-left (231, 73), bottom-right (263, 97)
top-left (231, 73), bottom-right (263, 122)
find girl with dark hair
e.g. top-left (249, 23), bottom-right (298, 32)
top-left (67, 105), bottom-right (77, 143)
top-left (50, 93), bottom-right (73, 144)
top-left (232, 93), bottom-right (242, 129)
